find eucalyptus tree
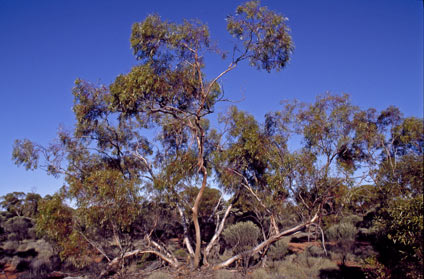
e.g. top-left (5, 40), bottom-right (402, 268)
top-left (12, 0), bottom-right (294, 269)
top-left (351, 106), bottom-right (423, 278)
top-left (106, 0), bottom-right (294, 268)
top-left (213, 94), bottom-right (370, 268)
top-left (352, 106), bottom-right (423, 199)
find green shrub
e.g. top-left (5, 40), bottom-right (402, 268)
top-left (304, 245), bottom-right (325, 258)
top-left (147, 271), bottom-right (172, 279)
top-left (28, 258), bottom-right (52, 279)
top-left (340, 214), bottom-right (362, 226)
top-left (173, 248), bottom-right (187, 260)
top-left (222, 221), bottom-right (260, 269)
top-left (326, 222), bottom-right (357, 242)
top-left (2, 240), bottom-right (19, 252)
top-left (215, 269), bottom-right (242, 279)
top-left (375, 196), bottom-right (423, 279)
top-left (222, 221), bottom-right (260, 254)
top-left (275, 252), bottom-right (338, 279)
top-left (326, 222), bottom-right (357, 264)
top-left (3, 216), bottom-right (33, 241)
top-left (267, 238), bottom-right (289, 261)
top-left (250, 268), bottom-right (271, 279)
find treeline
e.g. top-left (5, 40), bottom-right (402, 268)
top-left (5, 94), bottom-right (422, 278)
top-left (3, 1), bottom-right (423, 278)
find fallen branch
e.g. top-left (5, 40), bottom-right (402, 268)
top-left (213, 213), bottom-right (318, 269)
top-left (100, 249), bottom-right (179, 278)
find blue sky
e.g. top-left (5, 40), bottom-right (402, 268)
top-left (0, 0), bottom-right (422, 197)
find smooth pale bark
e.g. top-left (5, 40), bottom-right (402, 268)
top-left (192, 165), bottom-right (208, 267)
top-left (100, 239), bottom-right (180, 277)
top-left (176, 204), bottom-right (195, 257)
top-left (213, 213), bottom-right (318, 269)
top-left (203, 202), bottom-right (233, 266)
top-left (100, 249), bottom-right (179, 278)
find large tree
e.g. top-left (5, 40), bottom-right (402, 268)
top-left (13, 0), bottom-right (294, 269)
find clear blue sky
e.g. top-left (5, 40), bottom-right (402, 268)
top-left (0, 0), bottom-right (422, 197)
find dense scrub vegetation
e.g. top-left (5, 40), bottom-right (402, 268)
top-left (2, 1), bottom-right (422, 278)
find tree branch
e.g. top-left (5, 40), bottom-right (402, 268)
top-left (213, 213), bottom-right (319, 269)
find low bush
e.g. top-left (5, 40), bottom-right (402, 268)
top-left (3, 216), bottom-right (33, 241)
top-left (267, 238), bottom-right (289, 261)
top-left (326, 222), bottom-right (357, 264)
top-left (147, 270), bottom-right (172, 279)
top-left (273, 251), bottom-right (338, 279)
top-left (250, 268), bottom-right (271, 279)
top-left (215, 269), bottom-right (242, 279)
top-left (222, 221), bottom-right (260, 269)
top-left (2, 240), bottom-right (19, 253)
top-left (222, 221), bottom-right (260, 254)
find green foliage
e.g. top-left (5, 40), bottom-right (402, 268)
top-left (222, 221), bottom-right (260, 255)
top-left (3, 216), bottom-right (33, 241)
top-left (326, 222), bottom-right (357, 242)
top-left (373, 196), bottom-right (423, 279)
top-left (326, 221), bottom-right (357, 265)
top-left (180, 186), bottom-right (221, 219)
top-left (1, 192), bottom-right (25, 215)
top-left (274, 252), bottom-right (338, 279)
top-left (250, 268), bottom-right (271, 279)
top-left (173, 248), bottom-right (188, 260)
top-left (35, 195), bottom-right (73, 243)
top-left (384, 196), bottom-right (423, 251)
top-left (227, 1), bottom-right (293, 72)
top-left (267, 238), bottom-right (289, 261)
top-left (12, 140), bottom-right (39, 171)
top-left (0, 192), bottom-right (42, 219)
top-left (35, 195), bottom-right (96, 267)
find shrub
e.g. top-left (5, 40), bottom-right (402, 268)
top-left (326, 222), bottom-right (357, 242)
top-left (275, 252), bottom-right (338, 279)
top-left (222, 221), bottom-right (260, 269)
top-left (2, 240), bottom-right (19, 252)
top-left (215, 269), bottom-right (242, 279)
top-left (326, 221), bottom-right (357, 264)
top-left (340, 215), bottom-right (362, 226)
top-left (7, 232), bottom-right (20, 241)
top-left (376, 196), bottom-right (423, 279)
top-left (3, 216), bottom-right (33, 241)
top-left (250, 268), bottom-right (271, 279)
top-left (222, 221), bottom-right (260, 254)
top-left (147, 271), bottom-right (172, 279)
top-left (28, 258), bottom-right (52, 279)
top-left (10, 256), bottom-right (30, 272)
top-left (267, 238), bottom-right (289, 261)
top-left (173, 248), bottom-right (187, 260)
top-left (304, 245), bottom-right (325, 258)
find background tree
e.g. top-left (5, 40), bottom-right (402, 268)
top-left (351, 108), bottom-right (423, 278)
top-left (0, 192), bottom-right (42, 218)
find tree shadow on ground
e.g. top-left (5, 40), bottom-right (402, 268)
top-left (320, 265), bottom-right (366, 279)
